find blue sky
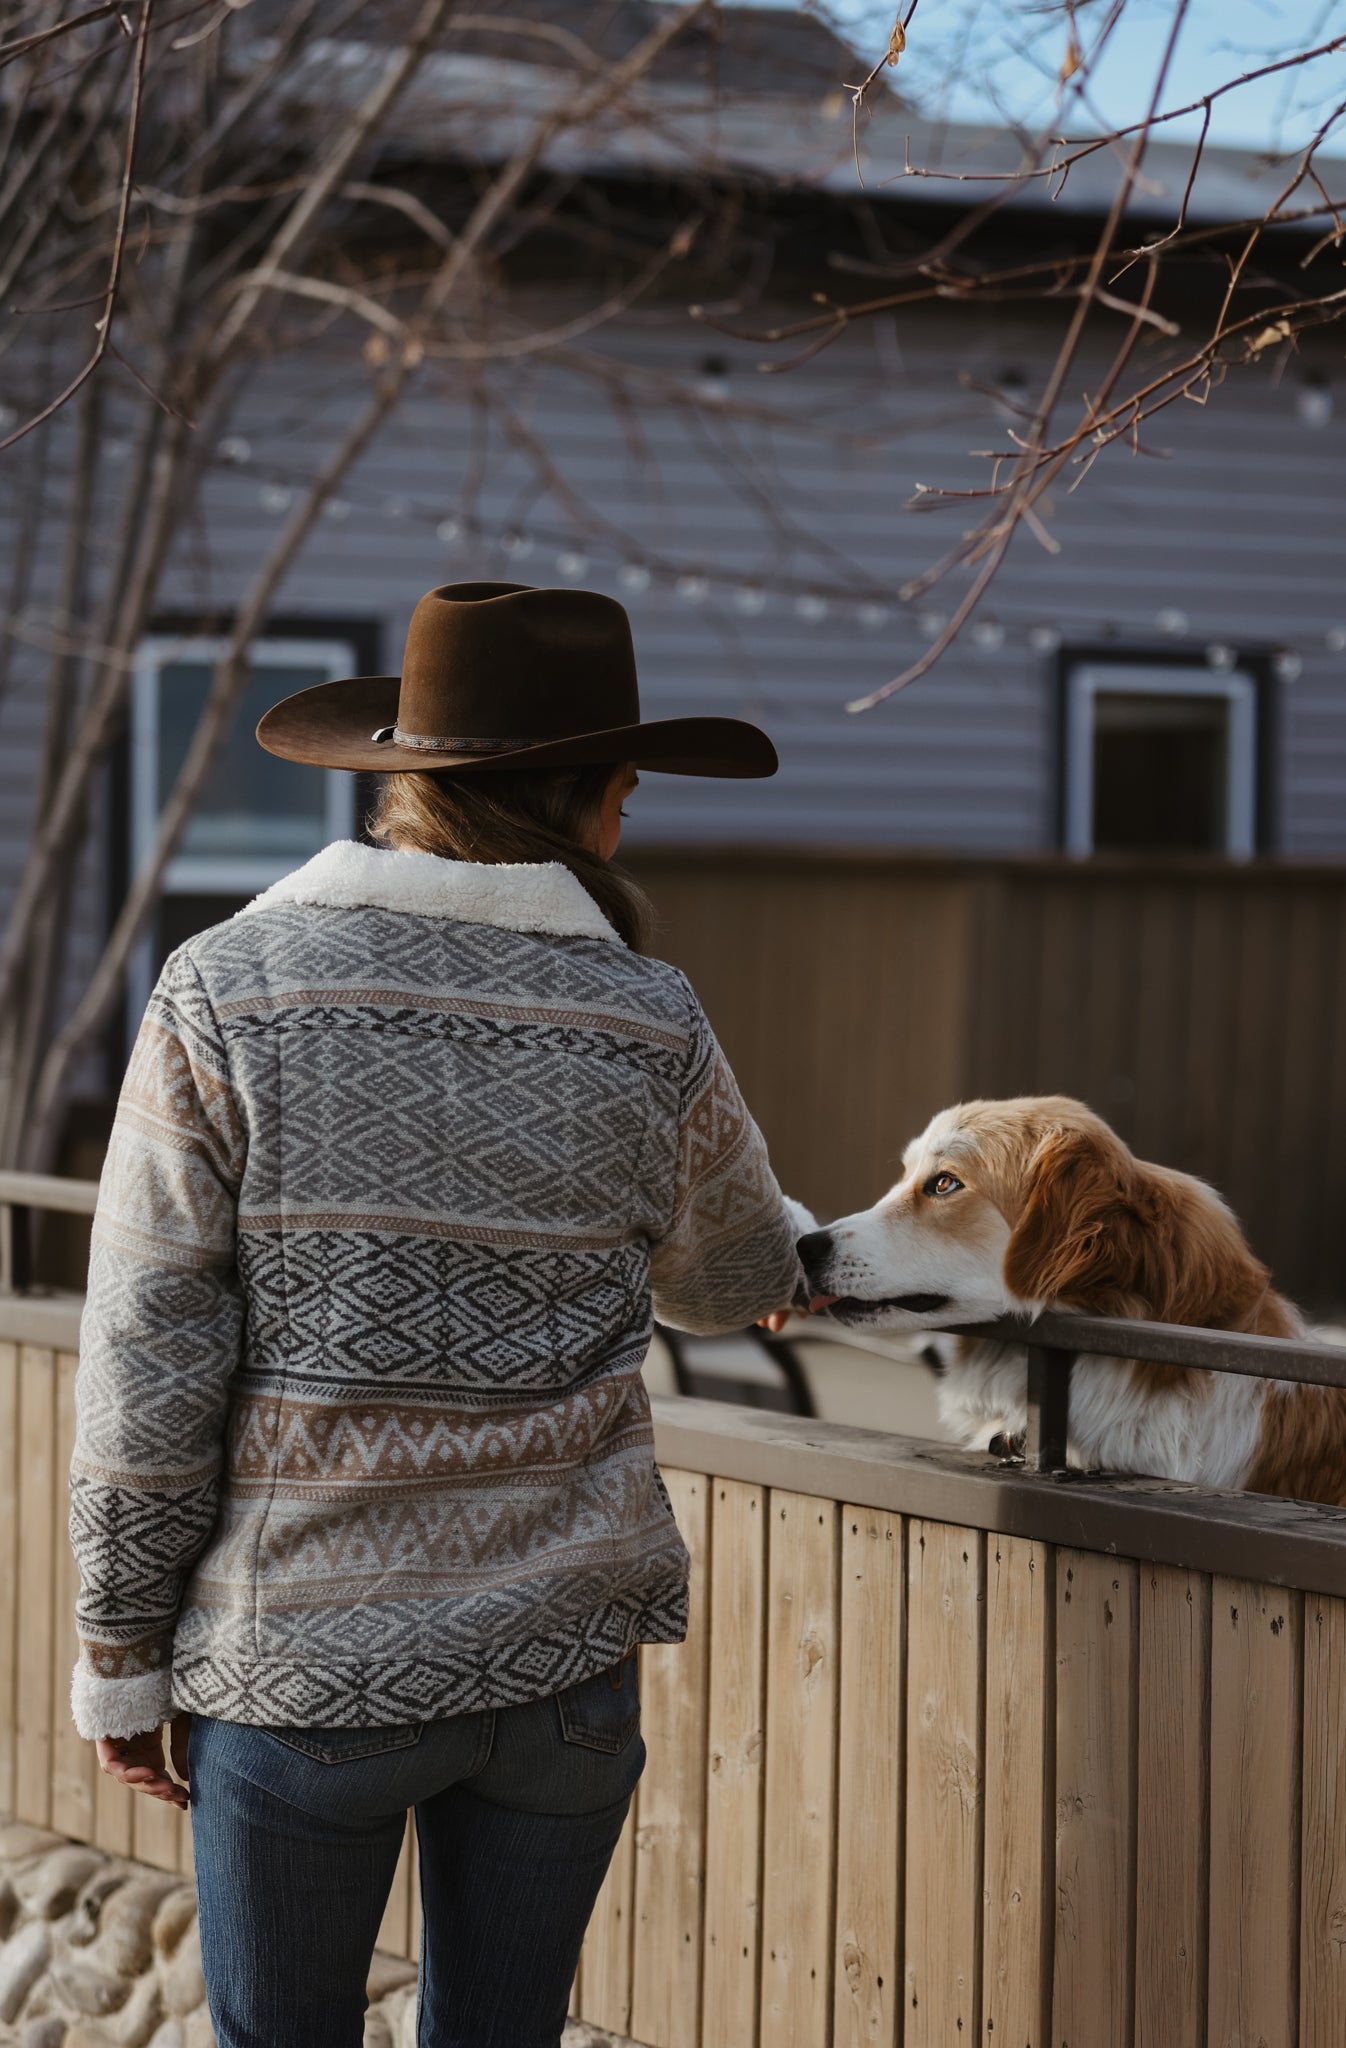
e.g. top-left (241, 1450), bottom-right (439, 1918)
top-left (737, 0), bottom-right (1346, 155)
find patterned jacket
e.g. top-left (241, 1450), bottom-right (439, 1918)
top-left (70, 842), bottom-right (802, 1741)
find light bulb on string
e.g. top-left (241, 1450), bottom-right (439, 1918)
top-left (733, 586), bottom-right (767, 615)
top-left (260, 483), bottom-right (293, 514)
top-left (857, 602), bottom-right (889, 630)
top-left (676, 575), bottom-right (709, 605)
top-left (556, 551), bottom-right (588, 580)
top-left (619, 563), bottom-right (651, 594)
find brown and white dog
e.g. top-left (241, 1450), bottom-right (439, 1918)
top-left (796, 1094), bottom-right (1346, 1505)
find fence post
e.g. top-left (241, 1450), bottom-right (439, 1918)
top-left (0, 1203), bottom-right (31, 1296)
top-left (1025, 1344), bottom-right (1073, 1472)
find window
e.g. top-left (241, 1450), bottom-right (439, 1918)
top-left (128, 635), bottom-right (359, 1025)
top-left (1062, 661), bottom-right (1259, 857)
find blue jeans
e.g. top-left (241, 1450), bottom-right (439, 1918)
top-left (188, 1657), bottom-right (643, 2048)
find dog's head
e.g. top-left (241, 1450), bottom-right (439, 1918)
top-left (798, 1095), bottom-right (1271, 1332)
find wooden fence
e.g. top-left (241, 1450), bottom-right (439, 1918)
top-left (6, 1298), bottom-right (1346, 2048)
top-left (626, 848), bottom-right (1346, 1311)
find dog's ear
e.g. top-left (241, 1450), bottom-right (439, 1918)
top-left (1003, 1125), bottom-right (1273, 1323)
top-left (1002, 1126), bottom-right (1146, 1309)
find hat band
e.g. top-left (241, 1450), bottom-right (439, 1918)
top-left (373, 726), bottom-right (541, 755)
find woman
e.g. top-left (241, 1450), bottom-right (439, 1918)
top-left (71, 581), bottom-right (804, 2048)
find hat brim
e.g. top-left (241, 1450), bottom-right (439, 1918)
top-left (256, 675), bottom-right (777, 778)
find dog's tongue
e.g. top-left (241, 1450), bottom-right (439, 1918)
top-left (808, 1294), bottom-right (839, 1313)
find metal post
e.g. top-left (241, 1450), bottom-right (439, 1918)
top-left (1025, 1343), bottom-right (1074, 1472)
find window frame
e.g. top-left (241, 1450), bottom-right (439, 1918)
top-left (1059, 654), bottom-right (1263, 860)
top-left (126, 632), bottom-right (363, 1032)
top-left (130, 633), bottom-right (358, 893)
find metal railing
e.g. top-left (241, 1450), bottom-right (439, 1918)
top-left (953, 1309), bottom-right (1346, 1472)
top-left (3, 1173), bottom-right (1344, 1482)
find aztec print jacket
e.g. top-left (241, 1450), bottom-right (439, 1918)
top-left (70, 842), bottom-right (803, 1741)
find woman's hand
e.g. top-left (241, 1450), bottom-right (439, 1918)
top-left (95, 1713), bottom-right (192, 1810)
top-left (757, 1308), bottom-right (802, 1334)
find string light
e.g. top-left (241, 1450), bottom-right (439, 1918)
top-left (203, 452), bottom-right (1346, 675)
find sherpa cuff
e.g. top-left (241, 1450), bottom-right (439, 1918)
top-left (70, 1663), bottom-right (173, 1742)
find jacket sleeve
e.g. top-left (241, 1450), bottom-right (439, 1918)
top-left (70, 948), bottom-right (247, 1741)
top-left (649, 980), bottom-right (805, 1337)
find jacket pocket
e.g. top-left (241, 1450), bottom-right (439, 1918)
top-left (266, 1722), bottom-right (423, 1764)
top-left (555, 1656), bottom-right (640, 1755)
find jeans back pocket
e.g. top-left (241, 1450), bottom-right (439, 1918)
top-left (555, 1656), bottom-right (640, 1755)
top-left (267, 1722), bottom-right (423, 1764)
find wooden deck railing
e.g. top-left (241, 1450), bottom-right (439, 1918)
top-left (3, 1177), bottom-right (1346, 2047)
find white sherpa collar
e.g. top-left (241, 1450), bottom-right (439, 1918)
top-left (240, 840), bottom-right (622, 944)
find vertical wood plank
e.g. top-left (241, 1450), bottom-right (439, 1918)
top-left (1209, 1578), bottom-right (1302, 2048)
top-left (904, 1519), bottom-right (984, 2048)
top-left (1136, 1565), bottom-right (1209, 2048)
top-left (702, 1480), bottom-right (767, 2047)
top-left (93, 1753), bottom-right (135, 1857)
top-left (760, 1489), bottom-right (839, 2048)
top-left (50, 1350), bottom-right (95, 1842)
top-left (376, 1817), bottom-right (414, 1958)
top-left (133, 1785), bottom-right (185, 1874)
top-left (1053, 1551), bottom-right (1137, 2048)
top-left (1302, 1595), bottom-right (1346, 2048)
top-left (834, 1506), bottom-right (903, 2048)
top-left (583, 1804), bottom-right (637, 2034)
top-left (15, 1347), bottom-right (56, 1827)
top-left (631, 1467), bottom-right (710, 2048)
top-left (0, 1340), bottom-right (20, 1816)
top-left (982, 1535), bottom-right (1052, 2048)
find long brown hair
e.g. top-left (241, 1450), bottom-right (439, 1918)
top-left (367, 764), bottom-right (651, 952)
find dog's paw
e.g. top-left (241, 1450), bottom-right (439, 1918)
top-left (987, 1429), bottom-right (1027, 1463)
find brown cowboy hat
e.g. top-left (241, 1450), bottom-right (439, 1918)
top-left (256, 580), bottom-right (777, 778)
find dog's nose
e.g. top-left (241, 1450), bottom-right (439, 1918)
top-left (796, 1229), bottom-right (833, 1283)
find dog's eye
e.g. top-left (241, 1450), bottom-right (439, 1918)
top-left (924, 1171), bottom-right (964, 1197)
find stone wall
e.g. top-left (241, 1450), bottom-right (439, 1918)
top-left (0, 1824), bottom-right (630, 2047)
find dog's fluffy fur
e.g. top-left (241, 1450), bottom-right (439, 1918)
top-left (797, 1095), bottom-right (1346, 1505)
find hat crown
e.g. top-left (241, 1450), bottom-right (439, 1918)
top-left (396, 582), bottom-right (640, 744)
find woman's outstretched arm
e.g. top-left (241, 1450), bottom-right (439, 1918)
top-left (649, 979), bottom-right (805, 1337)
